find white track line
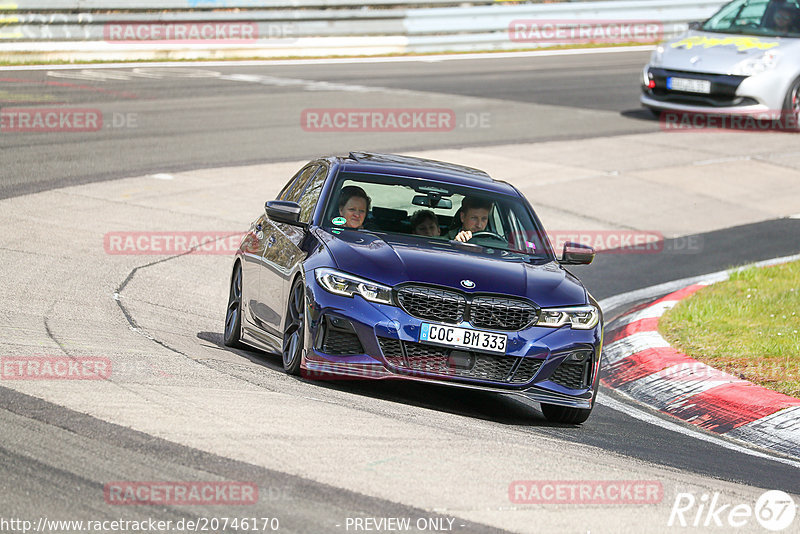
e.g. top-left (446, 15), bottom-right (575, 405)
top-left (0, 45), bottom-right (656, 72)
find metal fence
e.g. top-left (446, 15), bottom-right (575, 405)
top-left (0, 0), bottom-right (729, 60)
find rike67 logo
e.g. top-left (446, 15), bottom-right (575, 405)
top-left (668, 490), bottom-right (797, 531)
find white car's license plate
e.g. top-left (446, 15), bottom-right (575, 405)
top-left (419, 323), bottom-right (507, 354)
top-left (667, 77), bottom-right (711, 94)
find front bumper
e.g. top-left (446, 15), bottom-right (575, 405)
top-left (301, 275), bottom-right (603, 409)
top-left (640, 65), bottom-right (783, 119)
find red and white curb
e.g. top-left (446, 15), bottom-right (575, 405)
top-left (601, 280), bottom-right (800, 459)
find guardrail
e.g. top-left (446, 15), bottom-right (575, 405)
top-left (0, 0), bottom-right (729, 61)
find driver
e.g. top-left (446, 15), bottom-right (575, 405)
top-left (768, 2), bottom-right (800, 32)
top-left (447, 196), bottom-right (493, 243)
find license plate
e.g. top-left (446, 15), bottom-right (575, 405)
top-left (419, 323), bottom-right (507, 354)
top-left (667, 77), bottom-right (711, 94)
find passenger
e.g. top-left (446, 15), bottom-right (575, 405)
top-left (338, 186), bottom-right (371, 229)
top-left (410, 209), bottom-right (441, 237)
top-left (447, 196), bottom-right (493, 243)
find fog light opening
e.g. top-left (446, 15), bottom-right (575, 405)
top-left (567, 350), bottom-right (592, 363)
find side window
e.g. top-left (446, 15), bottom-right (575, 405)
top-left (298, 165), bottom-right (328, 223)
top-left (282, 165), bottom-right (319, 203)
top-left (277, 169), bottom-right (302, 201)
top-left (489, 205), bottom-right (505, 235)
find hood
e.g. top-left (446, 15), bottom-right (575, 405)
top-left (657, 30), bottom-right (784, 73)
top-left (316, 229), bottom-right (587, 308)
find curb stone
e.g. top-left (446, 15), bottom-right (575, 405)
top-left (601, 278), bottom-right (800, 459)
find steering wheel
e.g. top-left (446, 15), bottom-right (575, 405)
top-left (469, 230), bottom-right (506, 243)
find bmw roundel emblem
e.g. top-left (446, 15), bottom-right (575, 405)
top-left (460, 279), bottom-right (475, 289)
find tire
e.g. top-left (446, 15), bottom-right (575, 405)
top-left (780, 77), bottom-right (800, 132)
top-left (282, 278), bottom-right (306, 376)
top-left (223, 263), bottom-right (245, 348)
top-left (540, 403), bottom-right (593, 424)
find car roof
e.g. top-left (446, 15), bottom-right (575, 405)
top-left (330, 151), bottom-right (519, 196)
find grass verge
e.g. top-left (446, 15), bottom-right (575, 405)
top-left (659, 260), bottom-right (800, 398)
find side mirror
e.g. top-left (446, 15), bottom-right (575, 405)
top-left (687, 21), bottom-right (702, 30)
top-left (265, 200), bottom-right (304, 227)
top-left (561, 242), bottom-right (595, 265)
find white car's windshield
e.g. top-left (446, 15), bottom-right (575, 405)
top-left (703, 0), bottom-right (800, 37)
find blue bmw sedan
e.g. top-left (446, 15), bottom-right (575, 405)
top-left (224, 152), bottom-right (603, 424)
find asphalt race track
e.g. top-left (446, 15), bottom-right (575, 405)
top-left (0, 50), bottom-right (656, 200)
top-left (1, 49), bottom-right (800, 533)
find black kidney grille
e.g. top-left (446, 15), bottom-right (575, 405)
top-left (551, 362), bottom-right (588, 390)
top-left (397, 285), bottom-right (537, 331)
top-left (397, 286), bottom-right (465, 324)
top-left (470, 296), bottom-right (538, 331)
top-left (510, 358), bottom-right (544, 384)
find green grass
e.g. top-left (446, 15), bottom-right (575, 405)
top-left (659, 260), bottom-right (800, 398)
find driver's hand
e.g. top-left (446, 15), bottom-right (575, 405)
top-left (454, 230), bottom-right (472, 243)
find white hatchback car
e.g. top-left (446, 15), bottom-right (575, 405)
top-left (641, 0), bottom-right (800, 125)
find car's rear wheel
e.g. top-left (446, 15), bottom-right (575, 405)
top-left (224, 263), bottom-right (244, 348)
top-left (282, 278), bottom-right (305, 376)
top-left (780, 77), bottom-right (800, 132)
top-left (540, 403), bottom-right (593, 424)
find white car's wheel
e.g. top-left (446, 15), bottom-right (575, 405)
top-left (780, 77), bottom-right (800, 132)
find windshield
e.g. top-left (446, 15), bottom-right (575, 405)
top-left (702, 0), bottom-right (800, 36)
top-left (322, 172), bottom-right (552, 259)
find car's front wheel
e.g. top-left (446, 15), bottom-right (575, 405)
top-left (223, 263), bottom-right (244, 348)
top-left (282, 278), bottom-right (305, 376)
top-left (780, 76), bottom-right (800, 132)
top-left (540, 403), bottom-right (593, 424)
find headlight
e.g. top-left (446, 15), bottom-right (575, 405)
top-left (730, 50), bottom-right (779, 76)
top-left (315, 268), bottom-right (393, 305)
top-left (649, 45), bottom-right (665, 68)
top-left (538, 305), bottom-right (599, 330)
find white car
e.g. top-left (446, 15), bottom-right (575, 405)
top-left (641, 0), bottom-right (800, 126)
